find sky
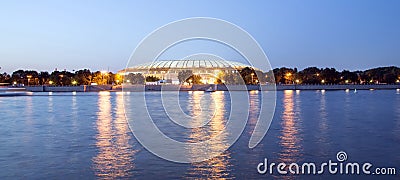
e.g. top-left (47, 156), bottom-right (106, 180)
top-left (1, 0), bottom-right (399, 73)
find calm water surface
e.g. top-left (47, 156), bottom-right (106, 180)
top-left (0, 90), bottom-right (399, 179)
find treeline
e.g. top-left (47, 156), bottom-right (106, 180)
top-left (0, 69), bottom-right (123, 86)
top-left (0, 66), bottom-right (399, 86)
top-left (271, 66), bottom-right (400, 84)
top-left (174, 66), bottom-right (400, 85)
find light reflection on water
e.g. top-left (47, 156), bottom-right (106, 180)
top-left (92, 92), bottom-right (137, 179)
top-left (1, 90), bottom-right (400, 179)
top-left (186, 91), bottom-right (233, 179)
top-left (279, 90), bottom-right (303, 164)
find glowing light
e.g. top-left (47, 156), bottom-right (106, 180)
top-left (321, 89), bottom-right (326, 94)
top-left (250, 90), bottom-right (258, 94)
top-left (72, 80), bottom-right (77, 85)
top-left (49, 81), bottom-right (54, 85)
top-left (316, 73), bottom-right (320, 76)
top-left (345, 89), bottom-right (350, 93)
top-left (286, 73), bottom-right (292, 76)
top-left (396, 80), bottom-right (400, 83)
top-left (72, 91), bottom-right (76, 95)
top-left (345, 80), bottom-right (349, 83)
top-left (321, 80), bottom-right (325, 83)
top-left (295, 79), bottom-right (300, 83)
top-left (283, 90), bottom-right (293, 94)
top-left (369, 88), bottom-right (375, 91)
top-left (99, 91), bottom-right (110, 96)
top-left (13, 81), bottom-right (17, 85)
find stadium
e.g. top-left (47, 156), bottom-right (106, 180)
top-left (121, 60), bottom-right (258, 84)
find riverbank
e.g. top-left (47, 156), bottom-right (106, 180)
top-left (22, 85), bottom-right (112, 92)
top-left (17, 84), bottom-right (400, 92)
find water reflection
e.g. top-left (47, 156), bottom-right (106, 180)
top-left (187, 91), bottom-right (233, 179)
top-left (248, 90), bottom-right (261, 135)
top-left (395, 94), bottom-right (400, 139)
top-left (318, 90), bottom-right (328, 141)
top-left (279, 90), bottom-right (303, 163)
top-left (92, 92), bottom-right (136, 179)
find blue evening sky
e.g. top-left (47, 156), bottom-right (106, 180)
top-left (1, 0), bottom-right (399, 73)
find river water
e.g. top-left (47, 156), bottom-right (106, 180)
top-left (0, 90), bottom-right (399, 179)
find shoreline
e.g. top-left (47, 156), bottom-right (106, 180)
top-left (14, 84), bottom-right (400, 92)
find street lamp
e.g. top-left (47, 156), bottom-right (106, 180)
top-left (101, 71), bottom-right (108, 84)
top-left (321, 79), bottom-right (325, 84)
top-left (59, 74), bottom-right (64, 86)
top-left (285, 73), bottom-right (292, 84)
top-left (27, 75), bottom-right (32, 86)
top-left (251, 73), bottom-right (255, 84)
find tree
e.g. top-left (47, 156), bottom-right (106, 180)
top-left (240, 67), bottom-right (261, 85)
top-left (0, 72), bottom-right (11, 84)
top-left (113, 73), bottom-right (123, 85)
top-left (298, 67), bottom-right (321, 84)
top-left (320, 68), bottom-right (340, 84)
top-left (178, 70), bottom-right (193, 84)
top-left (92, 71), bottom-right (107, 85)
top-left (222, 71), bottom-right (243, 85)
top-left (340, 70), bottom-right (358, 84)
top-left (11, 70), bottom-right (26, 84)
top-left (146, 76), bottom-right (160, 82)
top-left (49, 70), bottom-right (74, 86)
top-left (74, 69), bottom-right (92, 85)
top-left (273, 67), bottom-right (296, 84)
top-left (186, 74), bottom-right (202, 84)
top-left (38, 71), bottom-right (50, 85)
top-left (125, 73), bottom-right (145, 84)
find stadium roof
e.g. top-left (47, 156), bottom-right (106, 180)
top-left (125, 60), bottom-right (257, 70)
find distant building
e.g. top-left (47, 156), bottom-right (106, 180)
top-left (120, 60), bottom-right (258, 84)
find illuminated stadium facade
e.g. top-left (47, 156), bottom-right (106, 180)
top-left (122, 60), bottom-right (257, 84)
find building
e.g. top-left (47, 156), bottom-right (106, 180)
top-left (120, 59), bottom-right (258, 84)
